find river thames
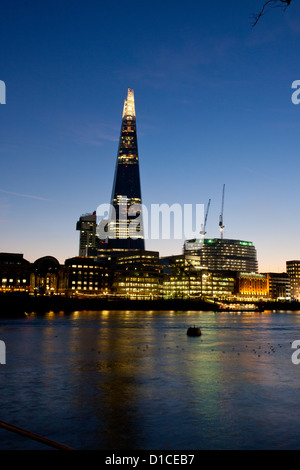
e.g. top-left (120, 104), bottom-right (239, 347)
top-left (0, 309), bottom-right (300, 450)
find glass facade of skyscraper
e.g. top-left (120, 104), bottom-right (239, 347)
top-left (108, 89), bottom-right (145, 251)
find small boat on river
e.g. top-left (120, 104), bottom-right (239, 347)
top-left (187, 326), bottom-right (201, 337)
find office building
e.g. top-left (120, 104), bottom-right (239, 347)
top-left (235, 272), bottom-right (268, 299)
top-left (286, 261), bottom-right (300, 300)
top-left (184, 238), bottom-right (258, 273)
top-left (107, 88), bottom-right (145, 252)
top-left (0, 253), bottom-right (31, 293)
top-left (61, 257), bottom-right (112, 296)
top-left (265, 272), bottom-right (290, 300)
top-left (111, 251), bottom-right (162, 299)
top-left (161, 254), bottom-right (236, 300)
top-left (76, 211), bottom-right (100, 257)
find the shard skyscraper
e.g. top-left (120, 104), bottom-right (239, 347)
top-left (107, 88), bottom-right (145, 251)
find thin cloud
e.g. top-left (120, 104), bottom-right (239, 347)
top-left (70, 125), bottom-right (119, 147)
top-left (118, 36), bottom-right (237, 90)
top-left (61, 117), bottom-right (119, 147)
top-left (0, 189), bottom-right (50, 201)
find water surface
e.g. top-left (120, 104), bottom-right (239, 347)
top-left (0, 310), bottom-right (300, 450)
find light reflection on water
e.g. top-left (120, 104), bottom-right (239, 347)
top-left (0, 310), bottom-right (300, 449)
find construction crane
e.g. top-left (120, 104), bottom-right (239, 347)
top-left (200, 199), bottom-right (211, 239)
top-left (219, 184), bottom-right (225, 239)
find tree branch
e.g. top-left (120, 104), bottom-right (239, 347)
top-left (252, 0), bottom-right (293, 27)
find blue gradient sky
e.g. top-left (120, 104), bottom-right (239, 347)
top-left (1, 0), bottom-right (300, 271)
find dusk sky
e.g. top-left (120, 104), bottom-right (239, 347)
top-left (1, 0), bottom-right (300, 272)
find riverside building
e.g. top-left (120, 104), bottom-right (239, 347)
top-left (160, 254), bottom-right (236, 300)
top-left (0, 253), bottom-right (31, 293)
top-left (286, 260), bottom-right (300, 300)
top-left (111, 251), bottom-right (162, 299)
top-left (265, 272), bottom-right (291, 300)
top-left (235, 272), bottom-right (268, 300)
top-left (184, 238), bottom-right (258, 273)
top-left (61, 257), bottom-right (112, 296)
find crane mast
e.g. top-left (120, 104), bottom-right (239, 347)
top-left (200, 199), bottom-right (211, 239)
top-left (219, 184), bottom-right (225, 239)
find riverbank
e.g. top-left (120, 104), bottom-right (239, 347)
top-left (0, 293), bottom-right (216, 316)
top-left (0, 293), bottom-right (300, 317)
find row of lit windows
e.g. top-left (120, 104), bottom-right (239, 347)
top-left (118, 288), bottom-right (159, 293)
top-left (71, 265), bottom-right (102, 269)
top-left (71, 271), bottom-right (109, 276)
top-left (118, 277), bottom-right (157, 283)
top-left (117, 283), bottom-right (157, 288)
top-left (72, 281), bottom-right (98, 285)
top-left (71, 287), bottom-right (99, 291)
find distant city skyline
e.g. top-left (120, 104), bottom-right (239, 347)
top-left (1, 1), bottom-right (300, 272)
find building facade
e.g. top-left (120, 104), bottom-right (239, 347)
top-left (0, 253), bottom-right (31, 293)
top-left (0, 251), bottom-right (277, 302)
top-left (184, 238), bottom-right (258, 273)
top-left (161, 254), bottom-right (236, 300)
top-left (265, 272), bottom-right (290, 300)
top-left (106, 88), bottom-right (145, 252)
top-left (31, 256), bottom-right (61, 295)
top-left (61, 257), bottom-right (112, 296)
top-left (286, 261), bottom-right (300, 300)
top-left (111, 251), bottom-right (162, 299)
top-left (76, 212), bottom-right (100, 257)
top-left (235, 273), bottom-right (268, 300)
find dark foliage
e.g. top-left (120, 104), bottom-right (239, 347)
top-left (252, 0), bottom-right (293, 27)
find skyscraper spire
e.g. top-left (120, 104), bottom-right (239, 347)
top-left (122, 88), bottom-right (136, 119)
top-left (108, 88), bottom-right (145, 251)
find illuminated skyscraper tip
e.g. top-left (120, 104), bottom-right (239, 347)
top-left (122, 88), bottom-right (136, 119)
